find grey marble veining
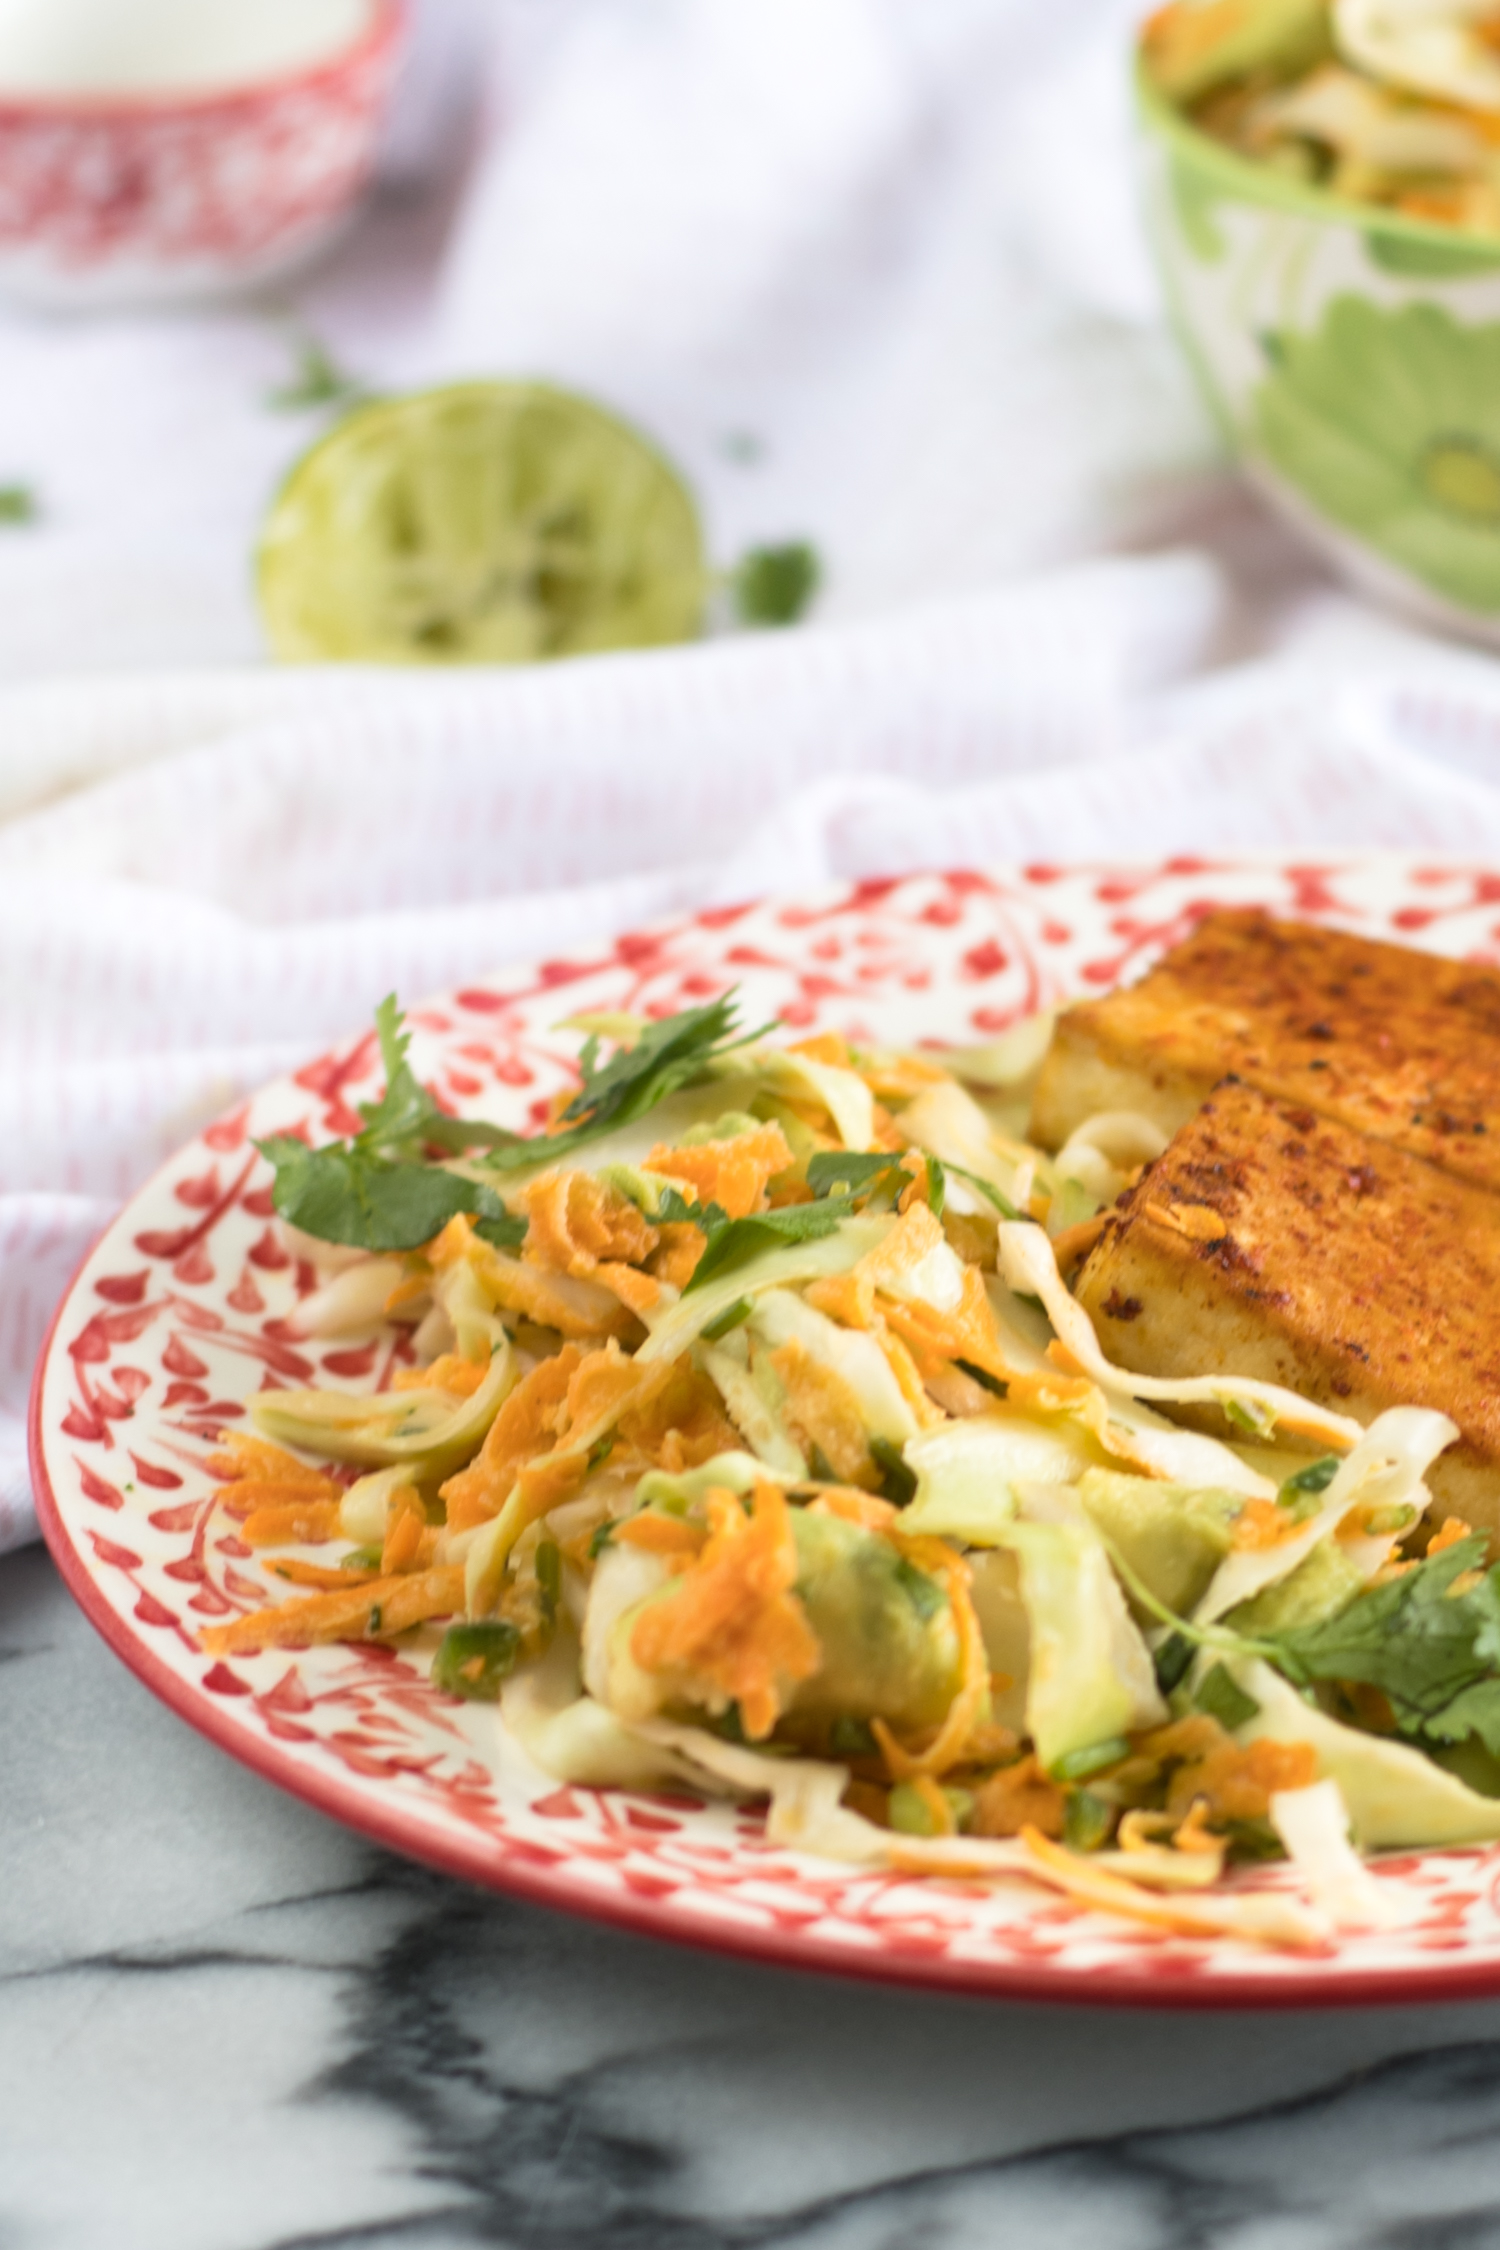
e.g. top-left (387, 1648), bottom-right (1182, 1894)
top-left (9, 1545), bottom-right (1500, 2250)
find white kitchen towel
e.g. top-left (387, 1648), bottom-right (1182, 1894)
top-left (7, 553), bottom-right (1500, 1551)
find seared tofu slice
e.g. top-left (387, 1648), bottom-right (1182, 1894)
top-left (1030, 908), bottom-right (1500, 1196)
top-left (1073, 1080), bottom-right (1500, 1529)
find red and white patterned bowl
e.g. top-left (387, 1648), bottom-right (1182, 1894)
top-left (32, 855), bottom-right (1500, 2007)
top-left (0, 0), bottom-right (404, 306)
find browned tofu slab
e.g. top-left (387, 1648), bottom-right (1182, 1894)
top-left (1030, 908), bottom-right (1500, 1195)
top-left (1073, 1079), bottom-right (1500, 1529)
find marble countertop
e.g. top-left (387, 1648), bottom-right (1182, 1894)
top-left (8, 1543), bottom-right (1500, 2250)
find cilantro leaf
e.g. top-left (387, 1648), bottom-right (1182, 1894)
top-left (258, 1134), bottom-right (523, 1254)
top-left (1270, 1536), bottom-right (1500, 1751)
top-left (805, 1151), bottom-right (906, 1200)
top-left (259, 992), bottom-right (771, 1255)
top-left (478, 992), bottom-right (767, 1177)
top-left (683, 1195), bottom-right (859, 1293)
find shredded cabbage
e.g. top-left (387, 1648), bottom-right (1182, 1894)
top-left (1195, 1407), bottom-right (1455, 1625)
top-left (998, 1510), bottom-right (1166, 1768)
top-left (999, 1221), bottom-right (1366, 1455)
top-left (1235, 1658), bottom-right (1500, 1848)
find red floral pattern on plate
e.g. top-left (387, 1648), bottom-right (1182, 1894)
top-left (32, 858), bottom-right (1500, 2007)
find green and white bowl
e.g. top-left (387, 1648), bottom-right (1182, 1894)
top-left (1137, 61), bottom-right (1500, 641)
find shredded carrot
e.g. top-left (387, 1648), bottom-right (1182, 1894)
top-left (441, 1347), bottom-right (582, 1532)
top-left (201, 1564), bottom-right (465, 1654)
top-left (392, 1352), bottom-right (489, 1398)
top-left (767, 1336), bottom-right (875, 1486)
top-left (239, 1499), bottom-right (344, 1548)
top-left (524, 1170), bottom-right (658, 1277)
top-left (649, 1222), bottom-right (708, 1291)
top-left (207, 1433), bottom-right (341, 1493)
top-left (629, 1482), bottom-right (819, 1739)
top-left (911, 1774), bottom-right (957, 1834)
top-left (810, 1488), bottom-right (899, 1533)
top-left (619, 1359), bottom-right (741, 1470)
top-left (596, 1261), bottom-right (662, 1317)
top-left (430, 1213), bottom-right (637, 1341)
top-left (787, 1032), bottom-right (854, 1070)
top-left (208, 1433), bottom-right (345, 1533)
top-left (879, 1262), bottom-right (1014, 1385)
top-left (1139, 1715), bottom-right (1319, 1825)
top-left (614, 1512), bottom-right (708, 1557)
top-left (804, 1270), bottom-right (876, 1330)
top-left (969, 1754), bottom-right (1066, 1840)
top-left (1428, 1515), bottom-right (1475, 1557)
top-left (270, 1559), bottom-right (380, 1590)
top-left (644, 1121), bottom-right (792, 1221)
top-left (1231, 1497), bottom-right (1306, 1552)
top-left (380, 1488), bottom-right (426, 1575)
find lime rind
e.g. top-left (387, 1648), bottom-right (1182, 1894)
top-left (258, 380), bottom-right (707, 665)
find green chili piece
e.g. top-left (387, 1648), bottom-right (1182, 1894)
top-left (1062, 1790), bottom-right (1116, 1853)
top-left (887, 1781), bottom-right (975, 1837)
top-left (1049, 1736), bottom-right (1132, 1784)
top-left (431, 1620), bottom-right (524, 1701)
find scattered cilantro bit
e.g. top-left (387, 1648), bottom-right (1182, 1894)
top-left (870, 1434), bottom-right (917, 1509)
top-left (710, 1702), bottom-right (750, 1745)
top-left (702, 1295), bottom-right (754, 1342)
top-left (1153, 1630), bottom-right (1196, 1695)
top-left (588, 1520), bottom-right (616, 1559)
top-left (341, 1545), bottom-right (383, 1573)
top-left (587, 1434), bottom-right (617, 1472)
top-left (1269, 1536), bottom-right (1500, 1758)
top-left (535, 1539), bottom-right (561, 1622)
top-left (431, 1620), bottom-right (523, 1701)
top-left (1062, 1790), bottom-right (1116, 1853)
top-left (924, 1153), bottom-right (946, 1219)
top-left (956, 1359), bottom-right (1006, 1397)
top-left (1048, 1736), bottom-right (1131, 1784)
top-left (0, 483), bottom-right (37, 525)
top-left (828, 1715), bottom-right (877, 1758)
top-left (732, 540), bottom-right (820, 628)
top-left (268, 332), bottom-right (367, 412)
top-left (1194, 1661), bottom-right (1261, 1732)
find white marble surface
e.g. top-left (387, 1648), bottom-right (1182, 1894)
top-left (7, 1545), bottom-right (1500, 2247)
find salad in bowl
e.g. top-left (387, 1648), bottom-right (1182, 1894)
top-left (1137, 0), bottom-right (1500, 639)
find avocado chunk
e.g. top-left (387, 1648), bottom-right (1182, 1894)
top-left (1077, 1468), bottom-right (1238, 1616)
top-left (1225, 1534), bottom-right (1364, 1636)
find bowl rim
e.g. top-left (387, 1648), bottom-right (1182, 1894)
top-left (1134, 51), bottom-right (1500, 264)
top-left (0, 0), bottom-right (405, 126)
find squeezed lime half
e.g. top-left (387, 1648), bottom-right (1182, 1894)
top-left (258, 380), bottom-right (707, 664)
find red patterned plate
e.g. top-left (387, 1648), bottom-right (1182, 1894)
top-left (31, 857), bottom-right (1500, 2007)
